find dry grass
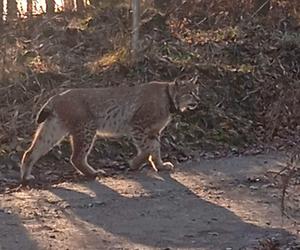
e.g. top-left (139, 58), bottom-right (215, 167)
top-left (86, 47), bottom-right (130, 73)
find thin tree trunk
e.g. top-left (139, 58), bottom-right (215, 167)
top-left (132, 0), bottom-right (140, 58)
top-left (76, 0), bottom-right (84, 12)
top-left (7, 0), bottom-right (18, 20)
top-left (0, 0), bottom-right (3, 25)
top-left (46, 0), bottom-right (55, 15)
top-left (27, 0), bottom-right (33, 16)
top-left (64, 0), bottom-right (74, 12)
top-left (89, 0), bottom-right (101, 7)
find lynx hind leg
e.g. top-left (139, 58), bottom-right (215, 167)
top-left (129, 147), bottom-right (149, 171)
top-left (21, 117), bottom-right (68, 183)
top-left (129, 132), bottom-right (150, 170)
top-left (69, 125), bottom-right (102, 178)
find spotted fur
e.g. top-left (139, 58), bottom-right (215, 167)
top-left (20, 80), bottom-right (198, 182)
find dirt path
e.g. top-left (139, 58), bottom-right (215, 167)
top-left (0, 153), bottom-right (299, 250)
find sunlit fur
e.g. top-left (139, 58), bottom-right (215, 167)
top-left (20, 80), bottom-right (199, 182)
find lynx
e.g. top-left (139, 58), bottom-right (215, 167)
top-left (20, 80), bottom-right (199, 183)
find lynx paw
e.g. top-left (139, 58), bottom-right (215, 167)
top-left (95, 169), bottom-right (108, 176)
top-left (161, 161), bottom-right (175, 170)
top-left (148, 155), bottom-right (175, 172)
top-left (148, 155), bottom-right (159, 172)
top-left (86, 169), bottom-right (107, 179)
top-left (21, 174), bottom-right (35, 185)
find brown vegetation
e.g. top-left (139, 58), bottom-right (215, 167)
top-left (0, 1), bottom-right (299, 214)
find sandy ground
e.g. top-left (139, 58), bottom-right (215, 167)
top-left (0, 153), bottom-right (299, 250)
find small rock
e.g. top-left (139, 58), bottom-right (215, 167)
top-left (262, 183), bottom-right (275, 188)
top-left (95, 201), bottom-right (105, 206)
top-left (5, 210), bottom-right (12, 214)
top-left (250, 185), bottom-right (258, 190)
top-left (45, 170), bottom-right (53, 176)
top-left (178, 155), bottom-right (189, 162)
top-left (62, 204), bottom-right (70, 209)
top-left (184, 234), bottom-right (195, 238)
top-left (118, 164), bottom-right (127, 170)
top-left (208, 232), bottom-right (219, 236)
top-left (247, 177), bottom-right (261, 183)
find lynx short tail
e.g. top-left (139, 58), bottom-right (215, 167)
top-left (36, 98), bottom-right (54, 124)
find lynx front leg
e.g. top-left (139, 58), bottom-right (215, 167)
top-left (147, 135), bottom-right (175, 171)
top-left (21, 118), bottom-right (67, 183)
top-left (130, 133), bottom-right (174, 171)
top-left (69, 126), bottom-right (103, 178)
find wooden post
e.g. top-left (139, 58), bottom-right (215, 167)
top-left (76, 0), bottom-right (85, 12)
top-left (46, 0), bottom-right (55, 15)
top-left (7, 0), bottom-right (18, 21)
top-left (0, 0), bottom-right (3, 25)
top-left (64, 0), bottom-right (74, 12)
top-left (131, 0), bottom-right (140, 58)
top-left (27, 0), bottom-right (33, 17)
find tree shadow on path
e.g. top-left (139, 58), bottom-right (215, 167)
top-left (0, 208), bottom-right (38, 250)
top-left (51, 171), bottom-right (296, 249)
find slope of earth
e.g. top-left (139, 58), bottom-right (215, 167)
top-left (0, 2), bottom-right (299, 248)
top-left (1, 1), bottom-right (300, 160)
top-left (0, 0), bottom-right (299, 202)
top-left (0, 153), bottom-right (299, 249)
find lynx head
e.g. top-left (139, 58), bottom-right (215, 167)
top-left (168, 77), bottom-right (199, 112)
